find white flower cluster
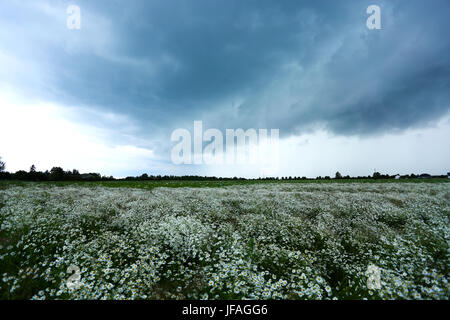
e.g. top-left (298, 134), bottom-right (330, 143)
top-left (0, 182), bottom-right (448, 300)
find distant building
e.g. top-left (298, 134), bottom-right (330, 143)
top-left (394, 175), bottom-right (400, 180)
top-left (447, 172), bottom-right (450, 178)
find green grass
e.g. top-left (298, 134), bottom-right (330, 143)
top-left (0, 178), bottom-right (448, 192)
top-left (0, 177), bottom-right (448, 191)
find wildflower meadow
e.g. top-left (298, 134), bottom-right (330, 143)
top-left (0, 182), bottom-right (448, 300)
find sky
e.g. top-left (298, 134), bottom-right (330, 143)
top-left (0, 0), bottom-right (449, 178)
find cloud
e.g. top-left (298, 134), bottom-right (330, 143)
top-left (0, 89), bottom-right (154, 177)
top-left (203, 115), bottom-right (450, 178)
top-left (0, 0), bottom-right (449, 175)
top-left (2, 1), bottom-right (450, 134)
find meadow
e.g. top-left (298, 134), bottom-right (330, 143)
top-left (0, 180), bottom-right (448, 299)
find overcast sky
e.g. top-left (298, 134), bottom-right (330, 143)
top-left (0, 0), bottom-right (449, 178)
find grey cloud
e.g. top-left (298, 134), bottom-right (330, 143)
top-left (1, 0), bottom-right (449, 144)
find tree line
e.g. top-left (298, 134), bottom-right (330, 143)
top-left (0, 157), bottom-right (447, 181)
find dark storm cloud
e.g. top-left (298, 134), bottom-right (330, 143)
top-left (1, 0), bottom-right (449, 140)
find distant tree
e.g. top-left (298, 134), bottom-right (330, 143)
top-left (90, 173), bottom-right (101, 180)
top-left (71, 169), bottom-right (80, 180)
top-left (14, 170), bottom-right (28, 180)
top-left (49, 167), bottom-right (65, 181)
top-left (27, 164), bottom-right (37, 181)
top-left (373, 171), bottom-right (382, 179)
top-left (140, 173), bottom-right (149, 180)
top-left (335, 171), bottom-right (342, 179)
top-left (0, 157), bottom-right (5, 172)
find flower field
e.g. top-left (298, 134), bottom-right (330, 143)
top-left (0, 182), bottom-right (448, 300)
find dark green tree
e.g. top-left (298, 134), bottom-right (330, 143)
top-left (49, 167), bottom-right (65, 181)
top-left (140, 173), bottom-right (149, 180)
top-left (373, 171), bottom-right (382, 179)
